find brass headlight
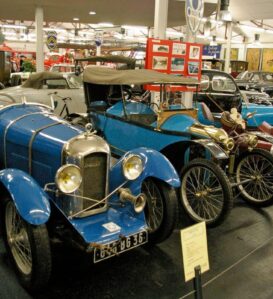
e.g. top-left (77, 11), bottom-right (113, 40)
top-left (55, 164), bottom-right (82, 194)
top-left (189, 124), bottom-right (235, 151)
top-left (246, 134), bottom-right (258, 148)
top-left (122, 155), bottom-right (143, 180)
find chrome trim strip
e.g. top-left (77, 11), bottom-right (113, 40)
top-left (28, 122), bottom-right (63, 174)
top-left (4, 111), bottom-right (53, 168)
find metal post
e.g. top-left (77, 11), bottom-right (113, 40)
top-left (193, 266), bottom-right (203, 299)
top-left (35, 7), bottom-right (44, 72)
top-left (224, 21), bottom-right (232, 73)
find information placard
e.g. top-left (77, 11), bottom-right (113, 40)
top-left (180, 222), bottom-right (209, 282)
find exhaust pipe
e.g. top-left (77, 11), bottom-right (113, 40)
top-left (119, 188), bottom-right (146, 213)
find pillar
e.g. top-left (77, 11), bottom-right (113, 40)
top-left (154, 0), bottom-right (169, 39)
top-left (224, 22), bottom-right (232, 73)
top-left (35, 7), bottom-right (44, 72)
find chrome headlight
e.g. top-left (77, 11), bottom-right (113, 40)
top-left (122, 155), bottom-right (143, 180)
top-left (55, 164), bottom-right (82, 194)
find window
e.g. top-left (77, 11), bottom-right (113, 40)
top-left (200, 75), bottom-right (210, 91)
top-left (212, 75), bottom-right (236, 92)
top-left (44, 79), bottom-right (68, 89)
top-left (251, 74), bottom-right (260, 82)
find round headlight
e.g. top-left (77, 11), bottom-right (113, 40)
top-left (55, 164), bottom-right (82, 194)
top-left (122, 155), bottom-right (143, 180)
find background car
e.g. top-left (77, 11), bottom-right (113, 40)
top-left (0, 71), bottom-right (86, 116)
top-left (235, 71), bottom-right (273, 96)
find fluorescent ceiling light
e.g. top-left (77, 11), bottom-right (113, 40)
top-left (98, 22), bottom-right (114, 27)
top-left (166, 30), bottom-right (183, 37)
top-left (89, 11), bottom-right (96, 15)
top-left (43, 28), bottom-right (66, 33)
top-left (0, 24), bottom-right (26, 29)
top-left (240, 24), bottom-right (265, 33)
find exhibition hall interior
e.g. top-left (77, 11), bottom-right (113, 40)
top-left (1, 0), bottom-right (273, 298)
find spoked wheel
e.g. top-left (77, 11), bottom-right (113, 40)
top-left (180, 159), bottom-right (233, 227)
top-left (236, 149), bottom-right (273, 206)
top-left (2, 198), bottom-right (51, 291)
top-left (142, 178), bottom-right (178, 244)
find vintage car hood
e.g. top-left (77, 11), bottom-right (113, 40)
top-left (0, 104), bottom-right (82, 186)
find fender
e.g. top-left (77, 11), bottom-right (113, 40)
top-left (0, 169), bottom-right (51, 225)
top-left (109, 147), bottom-right (180, 195)
top-left (192, 139), bottom-right (229, 160)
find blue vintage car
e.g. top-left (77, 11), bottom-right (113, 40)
top-left (82, 66), bottom-right (235, 227)
top-left (0, 101), bottom-right (180, 291)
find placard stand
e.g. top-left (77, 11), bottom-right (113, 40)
top-left (193, 265), bottom-right (203, 299)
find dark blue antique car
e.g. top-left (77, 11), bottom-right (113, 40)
top-left (82, 67), bottom-right (235, 227)
top-left (0, 101), bottom-right (180, 291)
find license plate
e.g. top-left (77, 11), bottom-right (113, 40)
top-left (93, 230), bottom-right (148, 263)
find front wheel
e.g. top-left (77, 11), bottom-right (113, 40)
top-left (180, 159), bottom-right (233, 227)
top-left (235, 149), bottom-right (273, 206)
top-left (2, 198), bottom-right (52, 291)
top-left (142, 179), bottom-right (178, 244)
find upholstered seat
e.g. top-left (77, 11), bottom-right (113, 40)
top-left (200, 102), bottom-right (214, 122)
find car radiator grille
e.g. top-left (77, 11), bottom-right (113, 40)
top-left (82, 153), bottom-right (107, 210)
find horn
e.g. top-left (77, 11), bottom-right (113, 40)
top-left (119, 188), bottom-right (146, 213)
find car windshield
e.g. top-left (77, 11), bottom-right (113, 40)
top-left (66, 74), bottom-right (83, 88)
top-left (236, 71), bottom-right (249, 79)
top-left (212, 75), bottom-right (237, 92)
top-left (262, 73), bottom-right (273, 82)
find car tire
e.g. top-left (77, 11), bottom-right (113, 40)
top-left (142, 178), bottom-right (178, 244)
top-left (180, 158), bottom-right (233, 227)
top-left (1, 197), bottom-right (52, 292)
top-left (235, 149), bottom-right (273, 207)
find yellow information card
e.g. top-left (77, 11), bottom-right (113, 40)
top-left (180, 222), bottom-right (210, 282)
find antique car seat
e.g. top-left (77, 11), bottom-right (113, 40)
top-left (200, 102), bottom-right (215, 122)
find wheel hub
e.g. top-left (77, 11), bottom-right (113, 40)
top-left (195, 190), bottom-right (209, 197)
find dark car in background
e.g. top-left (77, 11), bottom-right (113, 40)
top-left (235, 71), bottom-right (273, 96)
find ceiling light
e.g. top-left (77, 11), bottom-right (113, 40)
top-left (73, 17), bottom-right (80, 21)
top-left (89, 11), bottom-right (96, 15)
top-left (98, 22), bottom-right (114, 27)
top-left (240, 24), bottom-right (265, 33)
top-left (166, 30), bottom-right (183, 37)
top-left (0, 24), bottom-right (26, 29)
top-left (43, 28), bottom-right (66, 33)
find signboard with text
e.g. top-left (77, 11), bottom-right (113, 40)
top-left (145, 38), bottom-right (202, 91)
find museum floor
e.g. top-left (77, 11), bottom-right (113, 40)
top-left (1, 198), bottom-right (273, 299)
